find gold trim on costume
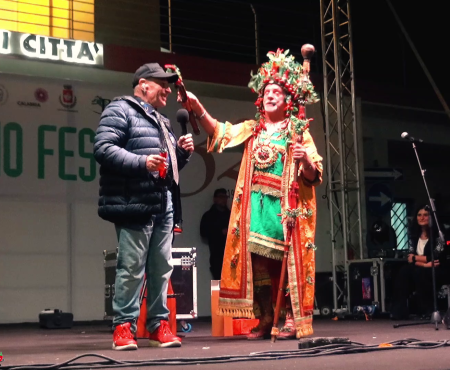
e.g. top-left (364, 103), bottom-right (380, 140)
top-left (251, 185), bottom-right (282, 198)
top-left (249, 231), bottom-right (286, 246)
top-left (248, 242), bottom-right (284, 261)
top-left (253, 171), bottom-right (282, 181)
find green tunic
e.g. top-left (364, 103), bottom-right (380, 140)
top-left (248, 131), bottom-right (288, 260)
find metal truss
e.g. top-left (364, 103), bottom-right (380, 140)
top-left (320, 0), bottom-right (364, 311)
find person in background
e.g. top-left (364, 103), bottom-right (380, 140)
top-left (94, 63), bottom-right (194, 350)
top-left (200, 188), bottom-right (231, 280)
top-left (390, 205), bottom-right (448, 320)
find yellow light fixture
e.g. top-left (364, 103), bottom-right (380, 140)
top-left (0, 0), bottom-right (94, 41)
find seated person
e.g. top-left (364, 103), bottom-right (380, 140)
top-left (390, 205), bottom-right (448, 320)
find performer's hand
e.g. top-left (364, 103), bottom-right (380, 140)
top-left (146, 154), bottom-right (167, 172)
top-left (177, 91), bottom-right (199, 111)
top-left (178, 133), bottom-right (194, 153)
top-left (407, 254), bottom-right (414, 263)
top-left (292, 142), bottom-right (311, 164)
top-left (423, 261), bottom-right (440, 268)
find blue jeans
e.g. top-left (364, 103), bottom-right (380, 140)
top-left (112, 192), bottom-right (174, 333)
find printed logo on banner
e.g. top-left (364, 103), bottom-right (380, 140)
top-left (17, 87), bottom-right (49, 108)
top-left (58, 85), bottom-right (77, 111)
top-left (0, 85), bottom-right (8, 106)
top-left (34, 88), bottom-right (49, 103)
top-left (92, 95), bottom-right (111, 114)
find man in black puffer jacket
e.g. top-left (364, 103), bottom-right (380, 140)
top-left (94, 63), bottom-right (194, 351)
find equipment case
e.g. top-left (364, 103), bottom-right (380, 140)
top-left (347, 258), bottom-right (407, 313)
top-left (103, 247), bottom-right (197, 321)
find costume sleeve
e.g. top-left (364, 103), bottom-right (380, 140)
top-left (207, 120), bottom-right (254, 153)
top-left (300, 129), bottom-right (323, 187)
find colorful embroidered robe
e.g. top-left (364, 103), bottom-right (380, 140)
top-left (208, 119), bottom-right (323, 338)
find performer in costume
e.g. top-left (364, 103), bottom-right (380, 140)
top-left (181, 49), bottom-right (322, 339)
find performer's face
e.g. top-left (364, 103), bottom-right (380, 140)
top-left (417, 209), bottom-right (430, 227)
top-left (263, 84), bottom-right (287, 115)
top-left (141, 78), bottom-right (172, 108)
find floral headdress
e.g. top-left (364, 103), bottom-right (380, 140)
top-left (248, 49), bottom-right (319, 136)
top-left (165, 64), bottom-right (182, 86)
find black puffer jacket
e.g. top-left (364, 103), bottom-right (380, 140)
top-left (94, 95), bottom-right (191, 224)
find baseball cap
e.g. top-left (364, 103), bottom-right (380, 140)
top-left (132, 63), bottom-right (179, 87)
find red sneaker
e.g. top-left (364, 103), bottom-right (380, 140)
top-left (148, 320), bottom-right (182, 347)
top-left (112, 322), bottom-right (138, 350)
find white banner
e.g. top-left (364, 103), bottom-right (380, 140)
top-left (0, 71), bottom-right (330, 322)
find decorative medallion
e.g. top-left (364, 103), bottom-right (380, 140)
top-left (253, 141), bottom-right (278, 169)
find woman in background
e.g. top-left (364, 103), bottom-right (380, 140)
top-left (390, 205), bottom-right (446, 320)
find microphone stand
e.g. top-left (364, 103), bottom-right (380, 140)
top-left (393, 141), bottom-right (444, 330)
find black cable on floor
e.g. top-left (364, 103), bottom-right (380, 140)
top-left (2, 339), bottom-right (450, 370)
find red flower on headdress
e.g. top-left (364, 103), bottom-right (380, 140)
top-left (271, 49), bottom-right (284, 57)
top-left (253, 118), bottom-right (266, 137)
top-left (254, 97), bottom-right (263, 107)
top-left (165, 64), bottom-right (177, 71)
top-left (271, 64), bottom-right (279, 75)
top-left (284, 98), bottom-right (293, 109)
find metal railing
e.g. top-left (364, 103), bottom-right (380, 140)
top-left (1, 0), bottom-right (321, 67)
top-left (159, 0), bottom-right (320, 65)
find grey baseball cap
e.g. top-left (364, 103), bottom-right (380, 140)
top-left (132, 63), bottom-right (179, 87)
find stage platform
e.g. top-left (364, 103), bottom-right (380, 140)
top-left (0, 318), bottom-right (449, 370)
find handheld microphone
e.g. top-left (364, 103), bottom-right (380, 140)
top-left (176, 109), bottom-right (189, 136)
top-left (401, 132), bottom-right (423, 143)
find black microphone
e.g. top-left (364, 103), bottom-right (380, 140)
top-left (176, 109), bottom-right (189, 136)
top-left (401, 132), bottom-right (423, 143)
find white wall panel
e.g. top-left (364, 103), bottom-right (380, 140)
top-left (0, 201), bottom-right (68, 323)
top-left (71, 203), bottom-right (117, 320)
top-left (0, 288), bottom-right (69, 323)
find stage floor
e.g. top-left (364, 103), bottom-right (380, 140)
top-left (1, 318), bottom-right (449, 370)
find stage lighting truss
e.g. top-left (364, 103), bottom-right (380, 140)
top-left (320, 0), bottom-right (364, 313)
